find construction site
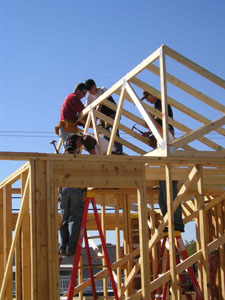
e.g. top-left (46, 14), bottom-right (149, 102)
top-left (0, 45), bottom-right (225, 300)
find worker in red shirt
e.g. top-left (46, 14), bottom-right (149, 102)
top-left (55, 83), bottom-right (87, 149)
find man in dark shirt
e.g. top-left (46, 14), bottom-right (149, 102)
top-left (141, 91), bottom-right (184, 232)
top-left (58, 83), bottom-right (87, 149)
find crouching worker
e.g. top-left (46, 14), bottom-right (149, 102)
top-left (82, 134), bottom-right (117, 155)
top-left (59, 134), bottom-right (85, 256)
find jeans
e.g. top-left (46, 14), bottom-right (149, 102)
top-left (59, 188), bottom-right (84, 254)
top-left (59, 126), bottom-right (71, 150)
top-left (158, 180), bottom-right (184, 229)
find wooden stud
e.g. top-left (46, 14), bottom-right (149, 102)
top-left (196, 164), bottom-right (210, 299)
top-left (159, 45), bottom-right (170, 155)
top-left (165, 164), bottom-right (178, 300)
top-left (137, 182), bottom-right (151, 298)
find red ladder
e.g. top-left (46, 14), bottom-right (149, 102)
top-left (65, 191), bottom-right (119, 300)
top-left (151, 231), bottom-right (204, 300)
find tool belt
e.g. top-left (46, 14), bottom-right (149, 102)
top-left (54, 120), bottom-right (77, 135)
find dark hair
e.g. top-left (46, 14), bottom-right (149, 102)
top-left (85, 79), bottom-right (96, 91)
top-left (65, 134), bottom-right (82, 153)
top-left (74, 82), bottom-right (87, 93)
top-left (82, 135), bottom-right (96, 152)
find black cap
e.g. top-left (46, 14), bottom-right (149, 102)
top-left (65, 134), bottom-right (81, 153)
top-left (141, 91), bottom-right (150, 100)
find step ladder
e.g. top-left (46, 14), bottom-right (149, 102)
top-left (151, 231), bottom-right (204, 300)
top-left (62, 191), bottom-right (119, 300)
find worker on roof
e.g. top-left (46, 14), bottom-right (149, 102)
top-left (85, 79), bottom-right (123, 155)
top-left (55, 83), bottom-right (87, 150)
top-left (141, 91), bottom-right (184, 233)
top-left (82, 133), bottom-right (116, 155)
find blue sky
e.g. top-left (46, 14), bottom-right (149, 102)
top-left (1, 0), bottom-right (225, 242)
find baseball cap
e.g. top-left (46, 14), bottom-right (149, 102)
top-left (65, 134), bottom-right (81, 152)
top-left (141, 91), bottom-right (150, 100)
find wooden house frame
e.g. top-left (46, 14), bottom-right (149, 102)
top-left (0, 45), bottom-right (225, 299)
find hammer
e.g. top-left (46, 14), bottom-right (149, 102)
top-left (131, 124), bottom-right (144, 135)
top-left (50, 140), bottom-right (59, 154)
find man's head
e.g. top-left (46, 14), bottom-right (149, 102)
top-left (82, 135), bottom-right (97, 154)
top-left (85, 79), bottom-right (98, 96)
top-left (74, 83), bottom-right (87, 99)
top-left (141, 91), bottom-right (158, 104)
top-left (65, 134), bottom-right (83, 154)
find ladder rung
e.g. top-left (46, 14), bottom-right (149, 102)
top-left (87, 235), bottom-right (100, 239)
top-left (97, 296), bottom-right (114, 299)
top-left (78, 265), bottom-right (108, 269)
top-left (91, 255), bottom-right (105, 260)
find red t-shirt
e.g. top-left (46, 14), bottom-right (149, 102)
top-left (60, 93), bottom-right (85, 121)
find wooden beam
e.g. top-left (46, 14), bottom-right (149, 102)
top-left (0, 174), bottom-right (30, 299)
top-left (160, 46), bottom-right (170, 155)
top-left (147, 63), bottom-right (225, 114)
top-left (171, 116), bottom-right (225, 149)
top-left (125, 82), bottom-right (163, 146)
top-left (196, 165), bottom-right (210, 299)
top-left (0, 162), bottom-right (29, 188)
top-left (107, 86), bottom-right (125, 155)
top-left (95, 110), bottom-right (150, 146)
top-left (21, 170), bottom-right (31, 300)
top-left (90, 107), bottom-right (103, 154)
top-left (137, 185), bottom-right (151, 299)
top-left (165, 165), bottom-right (178, 300)
top-left (98, 125), bottom-right (146, 155)
top-left (130, 77), bottom-right (225, 151)
top-left (164, 45), bottom-right (225, 89)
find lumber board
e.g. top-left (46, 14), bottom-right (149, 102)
top-left (171, 115), bottom-right (225, 149)
top-left (159, 46), bottom-right (170, 154)
top-left (0, 175), bottom-right (29, 299)
top-left (165, 165), bottom-right (178, 299)
top-left (125, 82), bottom-right (163, 145)
top-left (21, 171), bottom-right (31, 300)
top-left (90, 108), bottom-right (103, 154)
top-left (115, 199), bottom-right (122, 291)
top-left (137, 185), bottom-right (151, 298)
top-left (164, 45), bottom-right (225, 89)
top-left (130, 77), bottom-right (225, 151)
top-left (196, 165), bottom-right (210, 299)
top-left (0, 162), bottom-right (29, 188)
top-left (53, 160), bottom-right (144, 188)
top-left (98, 126), bottom-right (146, 155)
top-left (147, 63), bottom-right (225, 114)
top-left (1, 151), bottom-right (225, 165)
top-left (3, 184), bottom-right (13, 299)
top-left (107, 86), bottom-right (126, 155)
top-left (94, 110), bottom-right (150, 146)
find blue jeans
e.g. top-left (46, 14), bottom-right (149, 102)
top-left (59, 126), bottom-right (71, 150)
top-left (158, 180), bottom-right (184, 229)
top-left (59, 188), bottom-right (84, 254)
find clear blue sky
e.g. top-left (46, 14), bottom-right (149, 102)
top-left (1, 0), bottom-right (225, 242)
